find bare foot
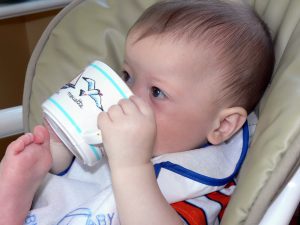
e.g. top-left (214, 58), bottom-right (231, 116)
top-left (0, 125), bottom-right (52, 225)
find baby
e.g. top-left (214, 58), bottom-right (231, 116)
top-left (0, 0), bottom-right (274, 224)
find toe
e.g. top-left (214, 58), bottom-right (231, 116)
top-left (33, 125), bottom-right (50, 144)
top-left (7, 133), bottom-right (34, 155)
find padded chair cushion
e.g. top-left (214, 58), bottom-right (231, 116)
top-left (222, 0), bottom-right (300, 224)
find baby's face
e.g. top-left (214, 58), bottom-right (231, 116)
top-left (123, 33), bottom-right (223, 155)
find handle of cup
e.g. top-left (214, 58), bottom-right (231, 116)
top-left (82, 130), bottom-right (103, 145)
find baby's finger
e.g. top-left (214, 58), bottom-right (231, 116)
top-left (118, 98), bottom-right (138, 114)
top-left (106, 104), bottom-right (124, 121)
top-left (130, 96), bottom-right (153, 116)
top-left (98, 111), bottom-right (111, 129)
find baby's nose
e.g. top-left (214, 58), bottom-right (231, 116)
top-left (130, 87), bottom-right (150, 105)
top-left (130, 84), bottom-right (142, 97)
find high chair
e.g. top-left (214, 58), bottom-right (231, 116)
top-left (0, 0), bottom-right (299, 224)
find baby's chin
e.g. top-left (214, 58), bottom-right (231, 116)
top-left (152, 151), bottom-right (161, 157)
top-left (152, 145), bottom-right (186, 157)
top-left (152, 140), bottom-right (209, 157)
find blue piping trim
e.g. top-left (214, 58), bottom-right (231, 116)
top-left (48, 98), bottom-right (101, 160)
top-left (154, 121), bottom-right (249, 186)
top-left (90, 63), bottom-right (130, 98)
top-left (57, 157), bottom-right (75, 176)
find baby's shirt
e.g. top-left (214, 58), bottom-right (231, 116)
top-left (24, 113), bottom-right (257, 225)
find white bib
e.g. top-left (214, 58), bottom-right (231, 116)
top-left (25, 113), bottom-right (257, 225)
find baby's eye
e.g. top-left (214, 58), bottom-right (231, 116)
top-left (121, 70), bottom-right (134, 85)
top-left (121, 70), bottom-right (130, 82)
top-left (151, 86), bottom-right (166, 99)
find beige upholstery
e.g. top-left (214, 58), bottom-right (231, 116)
top-left (23, 0), bottom-right (300, 224)
top-left (222, 0), bottom-right (300, 224)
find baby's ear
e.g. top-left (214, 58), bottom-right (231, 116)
top-left (207, 107), bottom-right (247, 145)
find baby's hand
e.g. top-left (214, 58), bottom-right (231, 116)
top-left (98, 96), bottom-right (156, 169)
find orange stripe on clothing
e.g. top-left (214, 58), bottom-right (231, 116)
top-left (225, 181), bottom-right (235, 188)
top-left (206, 191), bottom-right (231, 219)
top-left (171, 201), bottom-right (208, 225)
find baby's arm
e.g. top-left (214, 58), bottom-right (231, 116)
top-left (44, 121), bottom-right (74, 174)
top-left (48, 140), bottom-right (73, 174)
top-left (98, 96), bottom-right (182, 225)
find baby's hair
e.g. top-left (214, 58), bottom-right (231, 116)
top-left (129, 0), bottom-right (275, 113)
